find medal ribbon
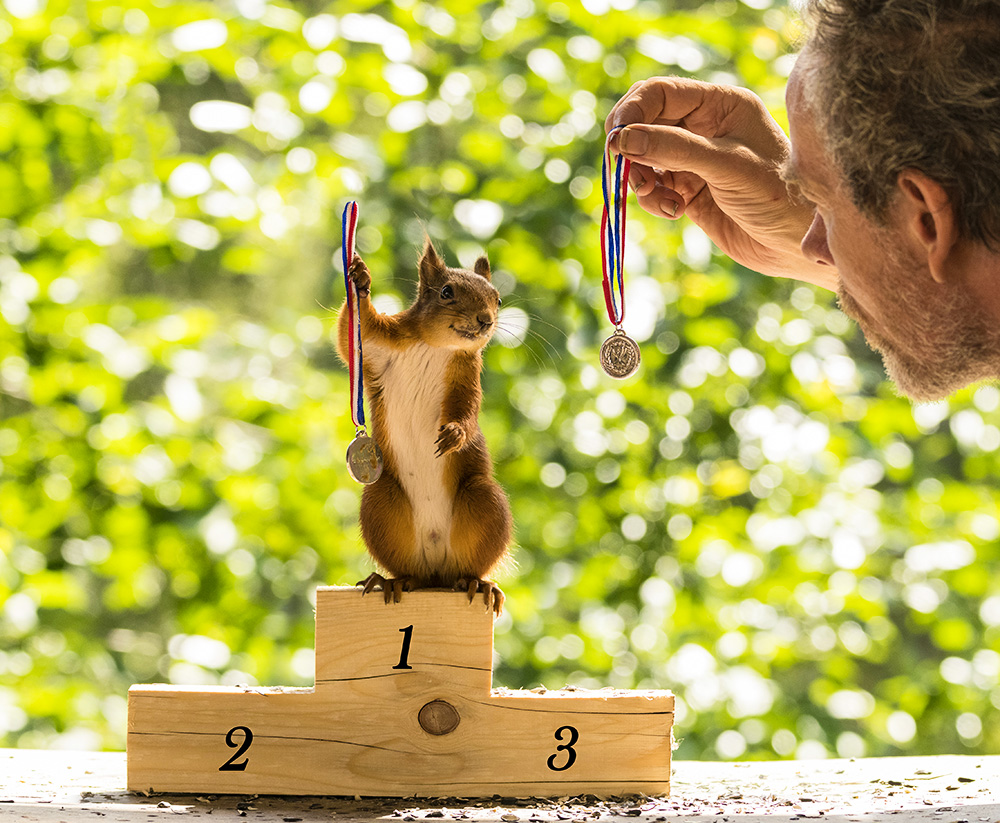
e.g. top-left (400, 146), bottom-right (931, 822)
top-left (341, 200), bottom-right (365, 430)
top-left (601, 125), bottom-right (631, 328)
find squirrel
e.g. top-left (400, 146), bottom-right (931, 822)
top-left (336, 240), bottom-right (513, 614)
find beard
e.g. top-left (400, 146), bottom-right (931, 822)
top-left (835, 252), bottom-right (1000, 402)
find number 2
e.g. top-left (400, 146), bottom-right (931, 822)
top-left (546, 725), bottom-right (579, 771)
top-left (219, 725), bottom-right (253, 771)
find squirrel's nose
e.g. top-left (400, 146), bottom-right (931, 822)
top-left (477, 313), bottom-right (493, 331)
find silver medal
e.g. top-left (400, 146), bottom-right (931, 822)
top-left (346, 432), bottom-right (383, 485)
top-left (600, 330), bottom-right (641, 379)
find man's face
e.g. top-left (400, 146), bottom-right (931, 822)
top-left (784, 56), bottom-right (995, 402)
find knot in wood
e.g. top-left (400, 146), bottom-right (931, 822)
top-left (418, 699), bottom-right (460, 735)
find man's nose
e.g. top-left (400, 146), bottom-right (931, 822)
top-left (801, 212), bottom-right (835, 267)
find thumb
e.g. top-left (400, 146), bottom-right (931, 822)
top-left (614, 124), bottom-right (747, 188)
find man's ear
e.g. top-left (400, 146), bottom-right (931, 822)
top-left (896, 169), bottom-right (959, 285)
top-left (473, 255), bottom-right (491, 281)
top-left (419, 238), bottom-right (445, 288)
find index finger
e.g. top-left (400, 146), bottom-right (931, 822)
top-left (605, 77), bottom-right (712, 133)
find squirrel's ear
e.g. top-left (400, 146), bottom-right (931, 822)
top-left (473, 255), bottom-right (491, 281)
top-left (419, 238), bottom-right (445, 286)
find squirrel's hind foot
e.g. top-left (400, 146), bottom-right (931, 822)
top-left (357, 573), bottom-right (504, 614)
top-left (357, 572), bottom-right (415, 604)
top-left (455, 577), bottom-right (505, 616)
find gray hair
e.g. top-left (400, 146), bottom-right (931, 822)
top-left (800, 0), bottom-right (1000, 247)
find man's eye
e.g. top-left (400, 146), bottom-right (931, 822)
top-left (440, 284), bottom-right (454, 300)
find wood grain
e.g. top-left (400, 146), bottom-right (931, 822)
top-left (127, 587), bottom-right (673, 797)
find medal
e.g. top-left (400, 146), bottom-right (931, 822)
top-left (341, 201), bottom-right (383, 485)
top-left (599, 126), bottom-right (640, 379)
top-left (600, 328), bottom-right (641, 379)
top-left (346, 432), bottom-right (383, 485)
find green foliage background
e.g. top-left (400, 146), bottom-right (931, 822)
top-left (2, 0), bottom-right (999, 761)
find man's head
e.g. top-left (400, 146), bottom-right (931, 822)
top-left (799, 0), bottom-right (1000, 247)
top-left (784, 0), bottom-right (1000, 401)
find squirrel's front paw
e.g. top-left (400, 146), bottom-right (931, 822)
top-left (348, 253), bottom-right (371, 297)
top-left (435, 422), bottom-right (467, 457)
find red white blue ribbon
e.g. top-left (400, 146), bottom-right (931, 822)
top-left (601, 126), bottom-right (631, 327)
top-left (341, 200), bottom-right (365, 430)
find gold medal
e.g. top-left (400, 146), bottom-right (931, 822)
top-left (341, 203), bottom-right (382, 485)
top-left (600, 329), bottom-right (640, 379)
top-left (346, 432), bottom-right (383, 485)
top-left (599, 132), bottom-right (641, 382)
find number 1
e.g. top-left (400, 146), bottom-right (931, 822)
top-left (393, 625), bottom-right (414, 670)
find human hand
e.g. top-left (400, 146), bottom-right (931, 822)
top-left (606, 77), bottom-right (836, 289)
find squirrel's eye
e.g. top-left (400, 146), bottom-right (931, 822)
top-left (440, 284), bottom-right (454, 300)
top-left (497, 297), bottom-right (502, 307)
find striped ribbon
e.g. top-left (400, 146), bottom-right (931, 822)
top-left (341, 200), bottom-right (365, 430)
top-left (601, 125), bottom-right (631, 328)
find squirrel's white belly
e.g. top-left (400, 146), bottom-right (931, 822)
top-left (374, 343), bottom-right (454, 573)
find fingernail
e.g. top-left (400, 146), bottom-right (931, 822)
top-left (619, 127), bottom-right (648, 157)
top-left (661, 201), bottom-right (678, 218)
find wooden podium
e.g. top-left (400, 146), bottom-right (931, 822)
top-left (127, 587), bottom-right (674, 797)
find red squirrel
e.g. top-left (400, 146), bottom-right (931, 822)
top-left (336, 240), bottom-right (513, 613)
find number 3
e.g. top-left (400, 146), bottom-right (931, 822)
top-left (219, 725), bottom-right (253, 771)
top-left (546, 725), bottom-right (579, 771)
